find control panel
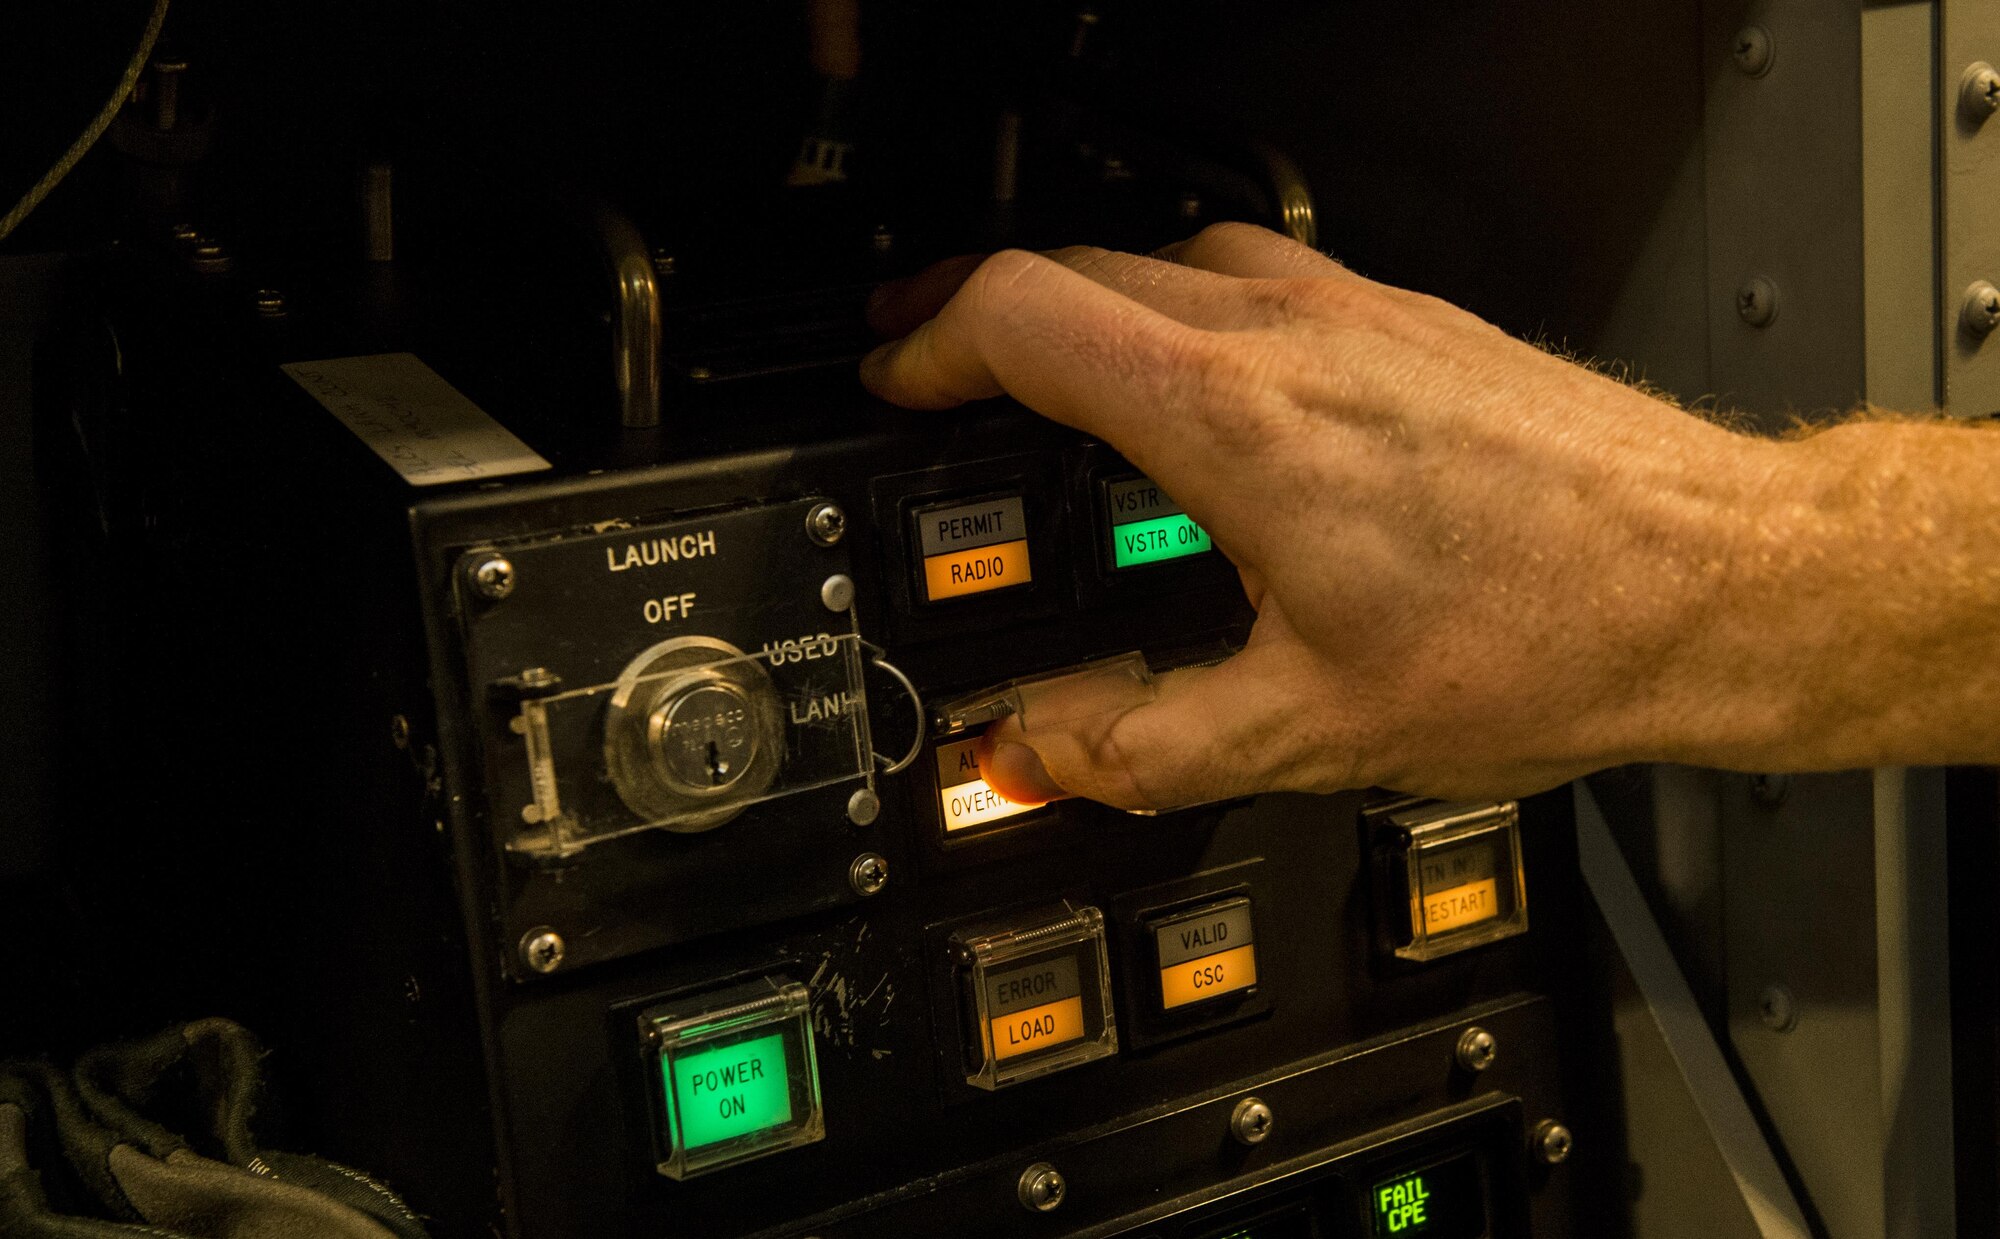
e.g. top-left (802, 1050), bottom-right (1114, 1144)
top-left (83, 343), bottom-right (1594, 1238)
top-left (380, 413), bottom-right (1587, 1236)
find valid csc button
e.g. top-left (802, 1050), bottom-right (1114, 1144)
top-left (638, 977), bottom-right (825, 1180)
top-left (935, 734), bottom-right (1036, 835)
top-left (913, 494), bottom-right (1033, 602)
top-left (1150, 897), bottom-right (1258, 1011)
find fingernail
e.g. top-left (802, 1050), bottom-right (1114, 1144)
top-left (981, 739), bottom-right (1069, 805)
top-left (857, 339), bottom-right (899, 392)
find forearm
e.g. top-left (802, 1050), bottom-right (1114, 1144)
top-left (1658, 417), bottom-right (2000, 772)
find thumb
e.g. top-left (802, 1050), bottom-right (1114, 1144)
top-left (975, 645), bottom-right (1320, 811)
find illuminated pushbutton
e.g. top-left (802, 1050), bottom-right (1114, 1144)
top-left (1103, 474), bottom-right (1212, 570)
top-left (913, 494), bottom-right (1033, 602)
top-left (934, 733), bottom-right (1036, 835)
top-left (951, 903), bottom-right (1118, 1089)
top-left (638, 977), bottom-right (825, 1180)
top-left (1373, 800), bottom-right (1529, 962)
top-left (1150, 897), bottom-right (1258, 1011)
top-left (1369, 1151), bottom-right (1489, 1237)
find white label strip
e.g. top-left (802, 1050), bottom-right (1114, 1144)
top-left (281, 353), bottom-right (551, 486)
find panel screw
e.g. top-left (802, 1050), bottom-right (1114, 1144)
top-left (1736, 276), bottom-right (1778, 328)
top-left (1962, 62), bottom-right (2000, 124)
top-left (1017, 1162), bottom-right (1066, 1212)
top-left (1230, 1096), bottom-right (1274, 1146)
top-left (1758, 983), bottom-right (1797, 1032)
top-left (1532, 1120), bottom-right (1574, 1165)
top-left (1455, 1026), bottom-right (1498, 1073)
top-left (252, 288), bottom-right (287, 319)
top-left (847, 787), bottom-right (881, 826)
top-left (519, 928), bottom-right (565, 974)
top-left (820, 573), bottom-right (856, 613)
top-left (871, 224), bottom-right (895, 254)
top-left (1962, 280), bottom-right (2000, 340)
top-left (1177, 191), bottom-right (1203, 219)
top-left (1731, 26), bottom-right (1773, 78)
top-left (848, 852), bottom-right (889, 897)
top-left (147, 57), bottom-right (190, 130)
top-left (469, 554), bottom-right (517, 601)
top-left (1749, 772), bottom-right (1789, 805)
top-left (806, 502), bottom-right (847, 546)
top-left (188, 241), bottom-right (234, 275)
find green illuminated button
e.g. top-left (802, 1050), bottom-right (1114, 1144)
top-left (1103, 475), bottom-right (1212, 569)
top-left (669, 1032), bottom-right (792, 1149)
top-left (1369, 1152), bottom-right (1486, 1237)
top-left (640, 977), bottom-right (825, 1180)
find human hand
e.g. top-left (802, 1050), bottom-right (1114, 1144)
top-left (860, 223), bottom-right (1962, 809)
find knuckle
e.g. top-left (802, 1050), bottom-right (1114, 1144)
top-left (1186, 220), bottom-right (1280, 259)
top-left (1086, 718), bottom-right (1175, 812)
top-left (960, 248), bottom-right (1050, 313)
top-left (1180, 336), bottom-right (1282, 440)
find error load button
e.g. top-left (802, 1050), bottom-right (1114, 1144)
top-left (1152, 899), bottom-right (1257, 1011)
top-left (915, 495), bottom-right (1032, 602)
top-left (987, 955), bottom-right (1085, 1062)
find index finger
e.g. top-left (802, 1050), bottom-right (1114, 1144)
top-left (858, 249), bottom-right (1225, 451)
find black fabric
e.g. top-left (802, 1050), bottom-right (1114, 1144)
top-left (0, 1080), bottom-right (174, 1238)
top-left (0, 1023), bottom-right (429, 1239)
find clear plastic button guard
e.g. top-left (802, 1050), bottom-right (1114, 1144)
top-left (933, 643), bottom-right (1239, 816)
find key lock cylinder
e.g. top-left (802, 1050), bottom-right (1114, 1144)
top-left (604, 636), bottom-right (786, 831)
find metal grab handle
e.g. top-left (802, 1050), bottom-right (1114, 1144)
top-left (863, 643), bottom-right (925, 776)
top-left (573, 195), bottom-right (661, 430)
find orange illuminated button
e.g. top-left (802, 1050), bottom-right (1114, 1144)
top-left (935, 735), bottom-right (1034, 832)
top-left (990, 995), bottom-right (1086, 1061)
top-left (923, 539), bottom-right (1032, 601)
top-left (1418, 877), bottom-right (1500, 935)
top-left (1159, 944), bottom-right (1258, 1010)
top-left (1150, 897), bottom-right (1257, 1012)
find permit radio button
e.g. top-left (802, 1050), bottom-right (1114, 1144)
top-left (912, 493), bottom-right (1034, 602)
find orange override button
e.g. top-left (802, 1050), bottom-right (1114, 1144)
top-left (1419, 877), bottom-right (1500, 935)
top-left (1158, 944), bottom-right (1258, 1010)
top-left (923, 539), bottom-right (1032, 601)
top-left (990, 995), bottom-right (1085, 1061)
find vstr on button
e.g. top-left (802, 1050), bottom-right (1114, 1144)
top-left (1149, 897), bottom-right (1258, 1011)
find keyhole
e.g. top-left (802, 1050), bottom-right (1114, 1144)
top-left (707, 740), bottom-right (730, 784)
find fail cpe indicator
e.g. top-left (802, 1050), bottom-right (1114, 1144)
top-left (639, 977), bottom-right (825, 1179)
top-left (1369, 1152), bottom-right (1487, 1237)
top-left (1103, 475), bottom-right (1212, 569)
